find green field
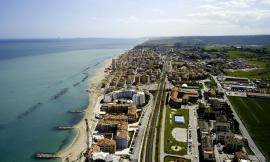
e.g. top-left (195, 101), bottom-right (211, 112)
top-left (164, 106), bottom-right (189, 155)
top-left (164, 156), bottom-right (191, 162)
top-left (228, 50), bottom-right (257, 59)
top-left (228, 96), bottom-right (270, 160)
top-left (225, 68), bottom-right (270, 79)
top-left (227, 50), bottom-right (270, 68)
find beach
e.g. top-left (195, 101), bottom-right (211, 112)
top-left (58, 58), bottom-right (112, 162)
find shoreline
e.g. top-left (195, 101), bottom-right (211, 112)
top-left (57, 58), bottom-right (112, 162)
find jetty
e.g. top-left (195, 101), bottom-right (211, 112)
top-left (68, 109), bottom-right (85, 113)
top-left (35, 153), bottom-right (59, 159)
top-left (55, 125), bottom-right (73, 130)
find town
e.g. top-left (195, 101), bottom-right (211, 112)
top-left (79, 40), bottom-right (270, 162)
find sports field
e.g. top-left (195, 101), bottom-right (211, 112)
top-left (228, 96), bottom-right (270, 160)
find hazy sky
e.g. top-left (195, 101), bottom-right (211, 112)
top-left (0, 0), bottom-right (270, 38)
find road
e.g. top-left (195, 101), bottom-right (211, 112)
top-left (129, 92), bottom-right (154, 161)
top-left (212, 75), bottom-right (266, 162)
top-left (188, 105), bottom-right (199, 162)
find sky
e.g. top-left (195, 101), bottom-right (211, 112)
top-left (0, 0), bottom-right (270, 38)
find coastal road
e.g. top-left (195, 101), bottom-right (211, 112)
top-left (212, 75), bottom-right (266, 162)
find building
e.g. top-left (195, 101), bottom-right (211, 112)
top-left (247, 92), bottom-right (270, 98)
top-left (112, 59), bottom-right (117, 70)
top-left (103, 94), bottom-right (112, 103)
top-left (215, 122), bottom-right (230, 132)
top-left (201, 135), bottom-right (215, 161)
top-left (96, 116), bottom-right (128, 133)
top-left (96, 116), bottom-right (129, 150)
top-left (101, 103), bottom-right (138, 122)
top-left (215, 115), bottom-right (230, 131)
top-left (112, 89), bottom-right (145, 106)
top-left (132, 91), bottom-right (145, 106)
top-left (169, 87), bottom-right (183, 108)
top-left (115, 129), bottom-right (129, 149)
top-left (140, 74), bottom-right (150, 84)
top-left (234, 151), bottom-right (251, 162)
top-left (112, 90), bottom-right (136, 100)
top-left (224, 136), bottom-right (245, 153)
top-left (175, 115), bottom-right (185, 124)
top-left (216, 131), bottom-right (234, 144)
top-left (180, 89), bottom-right (199, 104)
top-left (168, 87), bottom-right (199, 108)
top-left (97, 138), bottom-right (116, 153)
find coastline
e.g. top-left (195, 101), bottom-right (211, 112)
top-left (57, 58), bottom-right (112, 162)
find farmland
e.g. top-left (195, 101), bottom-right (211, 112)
top-left (228, 96), bottom-right (270, 161)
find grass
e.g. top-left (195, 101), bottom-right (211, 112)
top-left (246, 60), bottom-right (270, 68)
top-left (228, 96), bottom-right (270, 161)
top-left (164, 106), bottom-right (189, 155)
top-left (228, 50), bottom-right (257, 59)
top-left (128, 131), bottom-right (134, 146)
top-left (172, 61), bottom-right (185, 64)
top-left (227, 50), bottom-right (270, 69)
top-left (225, 68), bottom-right (270, 79)
top-left (205, 76), bottom-right (217, 91)
top-left (164, 156), bottom-right (191, 162)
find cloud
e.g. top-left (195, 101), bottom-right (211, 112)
top-left (262, 0), bottom-right (270, 5)
top-left (116, 16), bottom-right (139, 24)
top-left (199, 4), bottom-right (222, 10)
top-left (189, 9), bottom-right (270, 28)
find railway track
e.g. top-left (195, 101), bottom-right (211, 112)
top-left (143, 63), bottom-right (167, 162)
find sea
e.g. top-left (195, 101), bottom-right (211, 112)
top-left (0, 38), bottom-right (141, 162)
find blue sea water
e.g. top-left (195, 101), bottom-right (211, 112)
top-left (0, 38), bottom-right (140, 162)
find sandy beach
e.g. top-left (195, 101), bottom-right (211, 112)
top-left (58, 58), bottom-right (112, 162)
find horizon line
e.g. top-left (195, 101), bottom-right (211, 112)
top-left (1, 34), bottom-right (270, 40)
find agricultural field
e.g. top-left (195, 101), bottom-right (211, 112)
top-left (164, 106), bottom-right (189, 155)
top-left (228, 96), bottom-right (270, 161)
top-left (225, 68), bottom-right (270, 79)
top-left (228, 50), bottom-right (257, 59)
top-left (227, 50), bottom-right (270, 68)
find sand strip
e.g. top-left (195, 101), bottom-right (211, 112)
top-left (57, 59), bottom-right (112, 162)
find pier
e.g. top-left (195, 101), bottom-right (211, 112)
top-left (55, 125), bottom-right (73, 130)
top-left (35, 153), bottom-right (59, 159)
top-left (68, 108), bottom-right (85, 113)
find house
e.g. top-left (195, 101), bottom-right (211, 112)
top-left (97, 138), bottom-right (116, 154)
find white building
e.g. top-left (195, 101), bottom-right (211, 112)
top-left (112, 89), bottom-right (145, 106)
top-left (103, 94), bottom-right (112, 103)
top-left (112, 89), bottom-right (137, 100)
top-left (112, 59), bottom-right (117, 70)
top-left (132, 91), bottom-right (145, 106)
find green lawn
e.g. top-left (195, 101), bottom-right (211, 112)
top-left (164, 106), bottom-right (189, 155)
top-left (228, 96), bottom-right (270, 161)
top-left (225, 68), bottom-right (270, 79)
top-left (164, 156), bottom-right (191, 162)
top-left (228, 50), bottom-right (256, 59)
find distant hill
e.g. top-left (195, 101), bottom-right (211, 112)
top-left (139, 35), bottom-right (270, 47)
